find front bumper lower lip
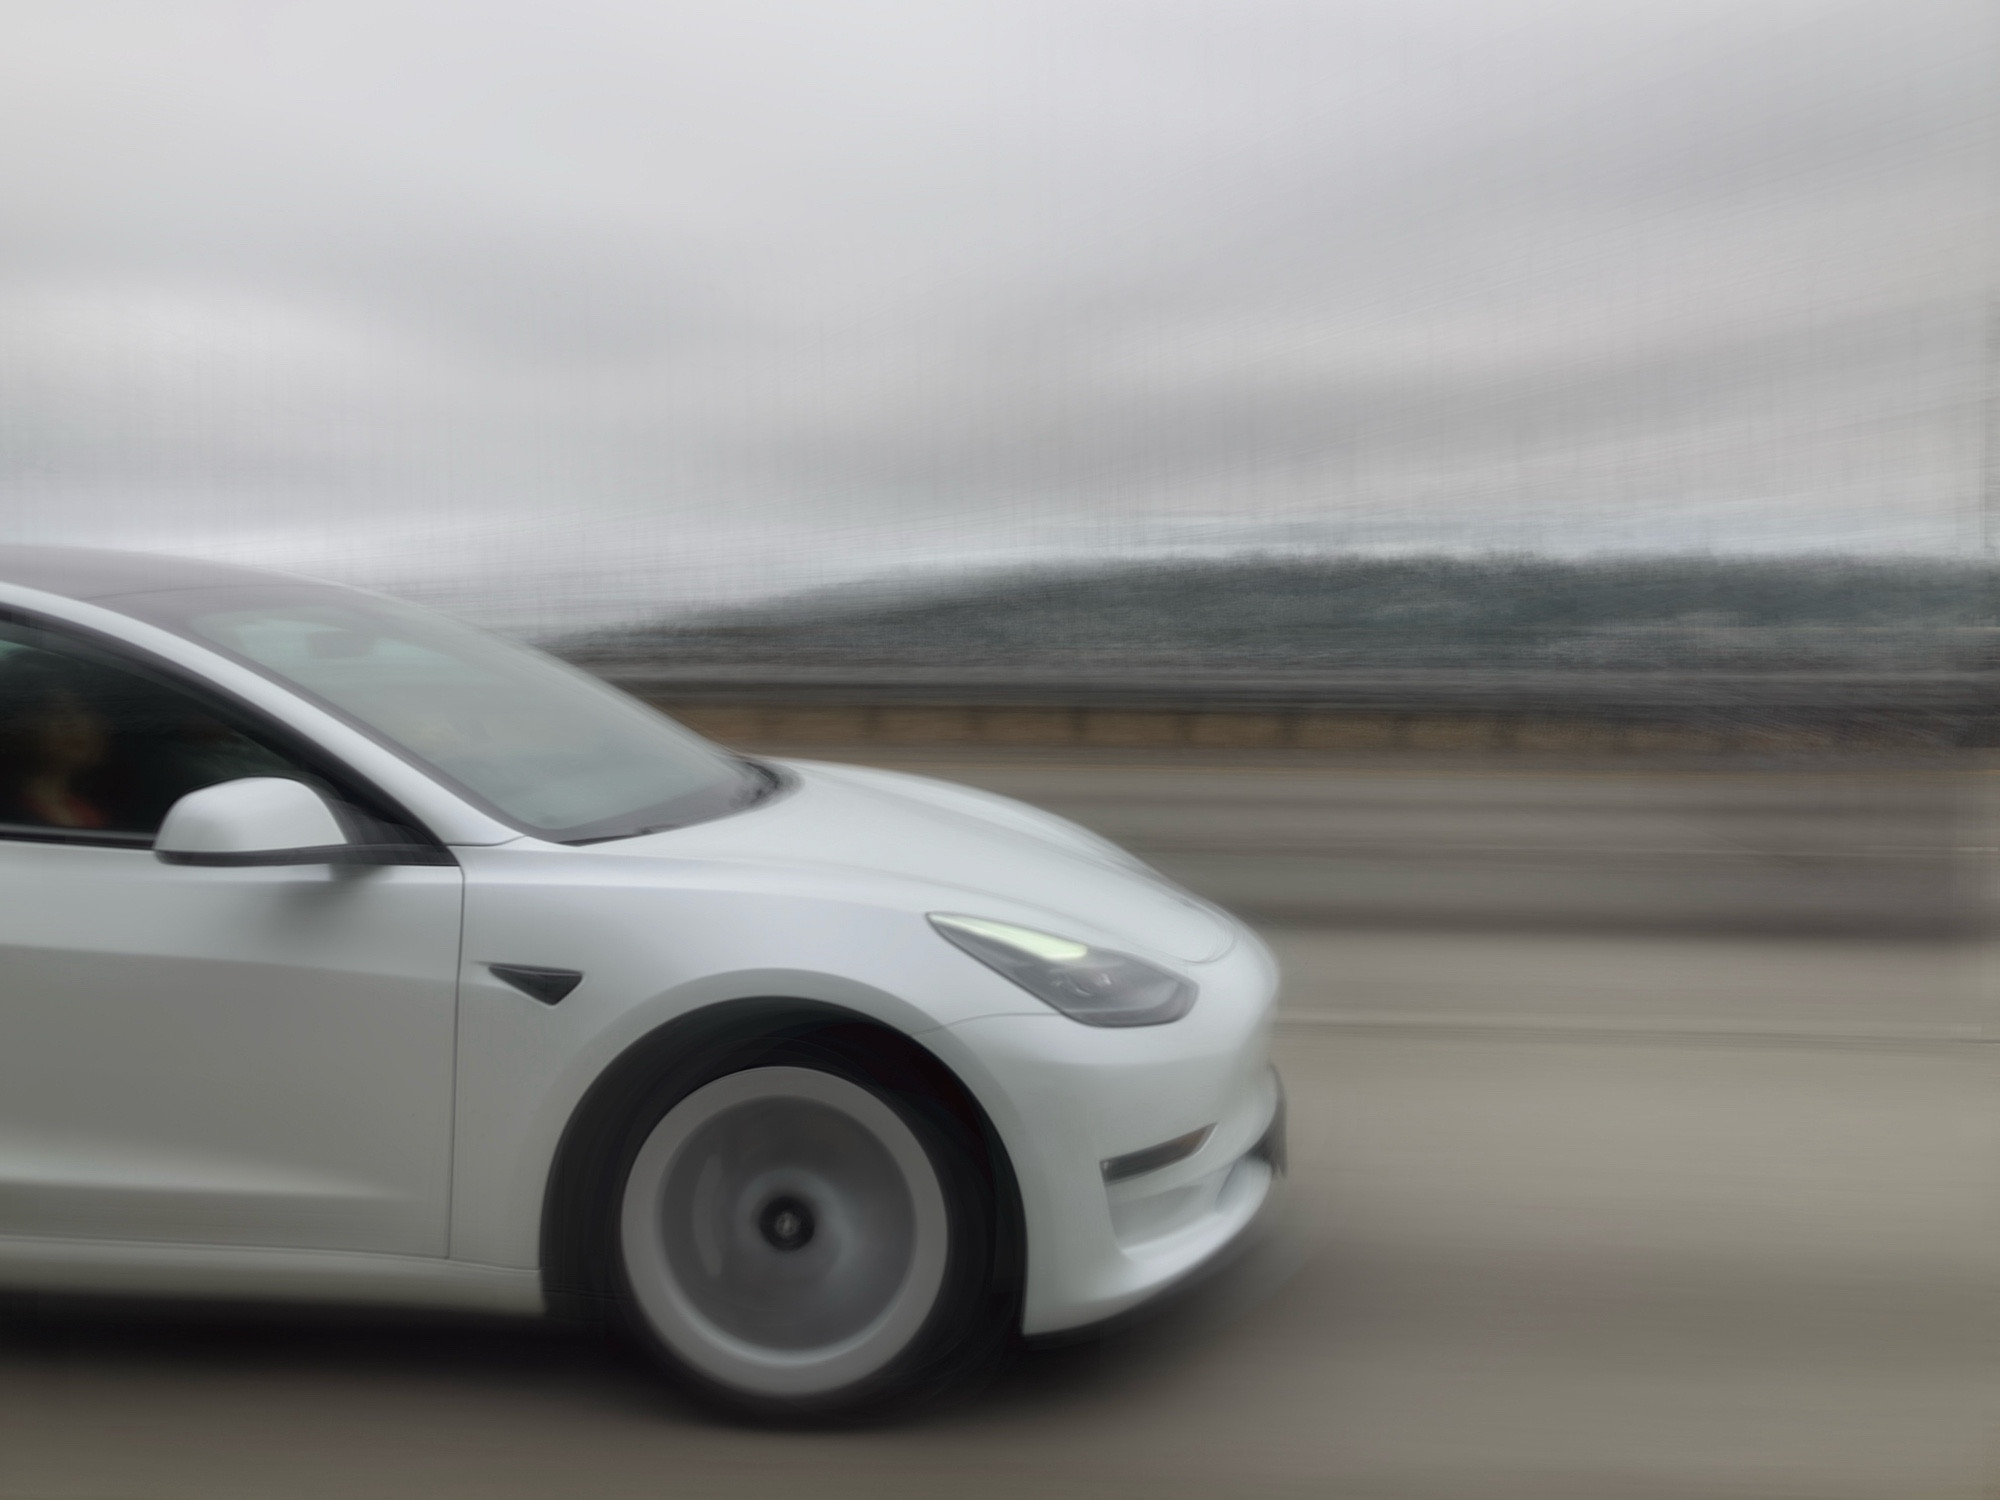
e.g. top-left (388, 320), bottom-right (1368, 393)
top-left (1100, 1125), bottom-right (1213, 1184)
top-left (1249, 1068), bottom-right (1286, 1176)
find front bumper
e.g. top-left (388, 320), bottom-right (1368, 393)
top-left (928, 925), bottom-right (1281, 1336)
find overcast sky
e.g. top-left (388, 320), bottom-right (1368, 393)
top-left (0, 1), bottom-right (1993, 627)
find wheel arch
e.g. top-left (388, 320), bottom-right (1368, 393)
top-left (537, 996), bottom-right (1026, 1329)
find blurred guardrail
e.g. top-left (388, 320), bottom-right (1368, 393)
top-left (591, 663), bottom-right (1994, 753)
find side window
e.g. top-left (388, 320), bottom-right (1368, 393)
top-left (0, 628), bottom-right (304, 844)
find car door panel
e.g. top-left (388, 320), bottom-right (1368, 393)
top-left (0, 840), bottom-right (461, 1255)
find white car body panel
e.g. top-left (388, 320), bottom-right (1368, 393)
top-left (0, 1236), bottom-right (542, 1313)
top-left (0, 553), bottom-right (1280, 1338)
top-left (0, 840), bottom-right (461, 1254)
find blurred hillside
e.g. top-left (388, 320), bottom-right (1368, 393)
top-left (559, 557), bottom-right (1993, 678)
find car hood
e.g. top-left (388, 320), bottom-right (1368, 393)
top-left (594, 759), bottom-right (1236, 964)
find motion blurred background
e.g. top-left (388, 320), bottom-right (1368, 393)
top-left (0, 3), bottom-right (1994, 1497)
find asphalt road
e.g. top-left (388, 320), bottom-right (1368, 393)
top-left (1, 757), bottom-right (1991, 1499)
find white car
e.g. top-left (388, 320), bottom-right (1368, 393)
top-left (0, 546), bottom-right (1282, 1418)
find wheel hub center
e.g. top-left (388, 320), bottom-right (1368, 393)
top-left (758, 1195), bottom-right (816, 1251)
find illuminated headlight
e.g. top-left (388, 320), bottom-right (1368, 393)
top-left (928, 914), bottom-right (1196, 1027)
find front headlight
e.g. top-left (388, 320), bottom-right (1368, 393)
top-left (928, 913), bottom-right (1196, 1027)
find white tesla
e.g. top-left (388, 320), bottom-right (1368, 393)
top-left (0, 547), bottom-right (1281, 1418)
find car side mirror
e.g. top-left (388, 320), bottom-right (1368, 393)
top-left (154, 777), bottom-right (360, 867)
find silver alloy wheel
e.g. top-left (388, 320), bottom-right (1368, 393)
top-left (619, 1065), bottom-right (951, 1398)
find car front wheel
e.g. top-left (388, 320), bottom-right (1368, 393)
top-left (610, 1047), bottom-right (1003, 1419)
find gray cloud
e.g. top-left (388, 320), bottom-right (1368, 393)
top-left (0, 0), bottom-right (1992, 627)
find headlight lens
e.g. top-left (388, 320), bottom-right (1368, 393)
top-left (928, 914), bottom-right (1196, 1027)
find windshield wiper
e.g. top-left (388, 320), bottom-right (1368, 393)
top-left (564, 759), bottom-right (785, 845)
top-left (734, 756), bottom-right (784, 807)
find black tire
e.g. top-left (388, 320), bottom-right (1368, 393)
top-left (551, 1009), bottom-right (1015, 1422)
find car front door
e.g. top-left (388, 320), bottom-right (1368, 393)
top-left (0, 618), bottom-right (462, 1257)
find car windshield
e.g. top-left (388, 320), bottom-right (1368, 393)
top-left (122, 585), bottom-right (764, 843)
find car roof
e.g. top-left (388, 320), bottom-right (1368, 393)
top-left (0, 545), bottom-right (305, 603)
